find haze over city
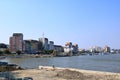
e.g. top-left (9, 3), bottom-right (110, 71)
top-left (0, 0), bottom-right (120, 49)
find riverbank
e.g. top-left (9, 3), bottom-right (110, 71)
top-left (4, 54), bottom-right (53, 58)
top-left (11, 66), bottom-right (120, 80)
top-left (0, 62), bottom-right (22, 72)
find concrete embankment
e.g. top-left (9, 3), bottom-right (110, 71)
top-left (11, 66), bottom-right (120, 80)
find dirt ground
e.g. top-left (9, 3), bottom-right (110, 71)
top-left (12, 67), bottom-right (120, 80)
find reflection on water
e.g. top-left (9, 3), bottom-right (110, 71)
top-left (1, 54), bottom-right (120, 73)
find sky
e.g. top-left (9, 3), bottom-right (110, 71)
top-left (0, 0), bottom-right (120, 49)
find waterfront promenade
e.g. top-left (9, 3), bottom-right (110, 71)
top-left (11, 66), bottom-right (120, 80)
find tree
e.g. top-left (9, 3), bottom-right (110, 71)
top-left (3, 50), bottom-right (11, 54)
top-left (16, 50), bottom-right (22, 55)
top-left (0, 43), bottom-right (7, 48)
top-left (38, 42), bottom-right (43, 51)
top-left (0, 51), bottom-right (3, 55)
top-left (52, 50), bottom-right (57, 57)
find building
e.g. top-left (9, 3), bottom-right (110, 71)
top-left (39, 38), bottom-right (49, 50)
top-left (90, 46), bottom-right (103, 53)
top-left (49, 41), bottom-right (54, 50)
top-left (64, 42), bottom-right (73, 56)
top-left (24, 40), bottom-right (39, 54)
top-left (9, 33), bottom-right (23, 53)
top-left (30, 40), bottom-right (39, 53)
top-left (38, 41), bottom-right (43, 51)
top-left (72, 44), bottom-right (79, 54)
top-left (0, 43), bottom-right (8, 51)
top-left (64, 42), bottom-right (79, 55)
top-left (65, 42), bottom-right (72, 48)
top-left (104, 46), bottom-right (111, 53)
top-left (54, 45), bottom-right (64, 52)
top-left (64, 42), bottom-right (73, 52)
top-left (79, 48), bottom-right (85, 53)
top-left (23, 40), bottom-right (31, 53)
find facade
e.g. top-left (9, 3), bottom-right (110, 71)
top-left (38, 41), bottom-right (42, 51)
top-left (65, 42), bottom-right (72, 48)
top-left (24, 40), bottom-right (39, 54)
top-left (39, 38), bottom-right (49, 50)
top-left (79, 48), bottom-right (85, 53)
top-left (54, 45), bottom-right (64, 52)
top-left (104, 46), bottom-right (111, 53)
top-left (72, 44), bottom-right (79, 54)
top-left (64, 42), bottom-right (73, 53)
top-left (9, 33), bottom-right (23, 53)
top-left (64, 42), bottom-right (79, 55)
top-left (30, 40), bottom-right (39, 53)
top-left (9, 37), bottom-right (15, 53)
top-left (90, 46), bottom-right (103, 53)
top-left (24, 40), bottom-right (31, 53)
top-left (49, 41), bottom-right (54, 50)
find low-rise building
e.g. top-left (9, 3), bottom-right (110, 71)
top-left (79, 48), bottom-right (85, 53)
top-left (0, 43), bottom-right (8, 51)
top-left (54, 45), bottom-right (64, 52)
top-left (90, 46), bottom-right (103, 53)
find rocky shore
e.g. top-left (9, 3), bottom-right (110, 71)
top-left (11, 66), bottom-right (120, 80)
top-left (0, 62), bottom-right (22, 72)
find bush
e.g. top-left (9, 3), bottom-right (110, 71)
top-left (0, 51), bottom-right (3, 55)
top-left (16, 50), bottom-right (22, 55)
top-left (3, 50), bottom-right (11, 54)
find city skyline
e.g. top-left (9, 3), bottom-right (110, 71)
top-left (0, 0), bottom-right (120, 49)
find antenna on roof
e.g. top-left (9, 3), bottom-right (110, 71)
top-left (43, 32), bottom-right (44, 38)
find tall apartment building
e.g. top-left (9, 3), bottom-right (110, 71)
top-left (39, 38), bottom-right (49, 50)
top-left (24, 40), bottom-right (39, 54)
top-left (30, 40), bottom-right (39, 53)
top-left (104, 46), bottom-right (111, 53)
top-left (9, 33), bottom-right (23, 53)
top-left (49, 41), bottom-right (54, 50)
top-left (23, 40), bottom-right (31, 53)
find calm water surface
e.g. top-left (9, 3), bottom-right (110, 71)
top-left (1, 54), bottom-right (120, 73)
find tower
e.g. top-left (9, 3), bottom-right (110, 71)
top-left (9, 33), bottom-right (23, 53)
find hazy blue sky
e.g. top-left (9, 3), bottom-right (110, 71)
top-left (0, 0), bottom-right (120, 49)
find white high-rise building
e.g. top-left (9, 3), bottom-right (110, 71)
top-left (49, 41), bottom-right (54, 50)
top-left (39, 38), bottom-right (49, 50)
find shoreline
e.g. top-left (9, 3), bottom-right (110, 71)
top-left (38, 66), bottom-right (120, 74)
top-left (11, 66), bottom-right (120, 80)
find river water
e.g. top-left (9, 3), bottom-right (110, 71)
top-left (0, 54), bottom-right (120, 73)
